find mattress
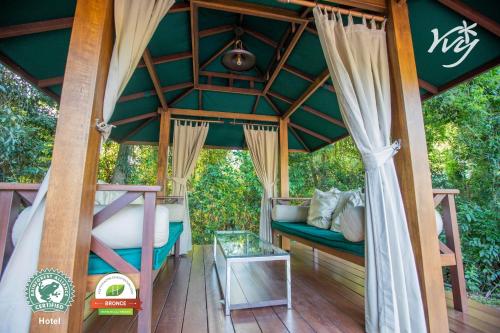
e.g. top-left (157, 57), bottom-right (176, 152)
top-left (271, 221), bottom-right (364, 257)
top-left (87, 221), bottom-right (183, 275)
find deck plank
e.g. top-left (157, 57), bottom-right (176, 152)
top-left (203, 246), bottom-right (235, 333)
top-left (155, 254), bottom-right (193, 332)
top-left (182, 246), bottom-right (208, 333)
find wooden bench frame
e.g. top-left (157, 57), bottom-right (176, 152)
top-left (271, 189), bottom-right (468, 312)
top-left (0, 183), bottom-right (181, 332)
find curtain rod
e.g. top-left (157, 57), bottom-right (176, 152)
top-left (278, 0), bottom-right (386, 22)
top-left (231, 121), bottom-right (279, 128)
top-left (172, 117), bottom-right (224, 124)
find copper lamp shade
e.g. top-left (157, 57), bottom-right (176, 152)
top-left (222, 40), bottom-right (256, 72)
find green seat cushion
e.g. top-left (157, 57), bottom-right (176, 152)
top-left (87, 221), bottom-right (183, 275)
top-left (271, 221), bottom-right (364, 257)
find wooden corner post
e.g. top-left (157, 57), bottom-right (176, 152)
top-left (386, 1), bottom-right (449, 332)
top-left (31, 0), bottom-right (114, 332)
top-left (157, 109), bottom-right (171, 195)
top-left (279, 118), bottom-right (291, 250)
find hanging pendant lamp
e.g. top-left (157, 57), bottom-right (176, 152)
top-left (222, 39), bottom-right (256, 72)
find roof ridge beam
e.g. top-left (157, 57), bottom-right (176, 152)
top-left (288, 125), bottom-right (311, 152)
top-left (118, 82), bottom-right (193, 103)
top-left (137, 51), bottom-right (192, 68)
top-left (283, 64), bottom-right (334, 92)
top-left (192, 0), bottom-right (308, 24)
top-left (0, 3), bottom-right (189, 39)
top-left (199, 24), bottom-right (234, 38)
top-left (243, 28), bottom-right (278, 48)
top-left (283, 69), bottom-right (330, 119)
top-left (199, 39), bottom-right (235, 70)
top-left (289, 122), bottom-right (334, 144)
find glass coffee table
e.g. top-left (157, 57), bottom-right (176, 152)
top-left (213, 230), bottom-right (291, 315)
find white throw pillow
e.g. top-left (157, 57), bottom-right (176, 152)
top-left (330, 188), bottom-right (362, 232)
top-left (307, 189), bottom-right (341, 229)
top-left (164, 203), bottom-right (185, 222)
top-left (272, 205), bottom-right (309, 222)
top-left (92, 204), bottom-right (169, 249)
top-left (339, 192), bottom-right (365, 242)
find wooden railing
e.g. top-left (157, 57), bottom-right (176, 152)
top-left (271, 189), bottom-right (467, 313)
top-left (0, 182), bottom-right (167, 332)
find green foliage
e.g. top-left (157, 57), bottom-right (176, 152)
top-left (0, 65), bottom-right (56, 182)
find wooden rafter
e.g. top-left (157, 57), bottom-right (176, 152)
top-left (199, 71), bottom-right (264, 82)
top-left (268, 91), bottom-right (345, 128)
top-left (0, 52), bottom-right (60, 102)
top-left (283, 64), bottom-right (334, 92)
top-left (170, 87), bottom-right (195, 106)
top-left (199, 24), bottom-right (234, 38)
top-left (418, 79), bottom-right (439, 95)
top-left (288, 125), bottom-right (310, 152)
top-left (0, 17), bottom-right (73, 39)
top-left (120, 117), bottom-right (158, 143)
top-left (198, 89), bottom-right (203, 109)
top-left (118, 82), bottom-right (193, 103)
top-left (282, 69), bottom-right (330, 119)
top-left (0, 3), bottom-right (189, 39)
top-left (111, 112), bottom-right (158, 126)
top-left (263, 95), bottom-right (282, 115)
top-left (243, 28), bottom-right (278, 48)
top-left (197, 84), bottom-right (261, 96)
top-left (137, 51), bottom-right (192, 68)
top-left (289, 122), bottom-right (333, 144)
top-left (190, 2), bottom-right (199, 87)
top-left (199, 40), bottom-right (235, 70)
top-left (169, 108), bottom-right (279, 122)
top-left (438, 0), bottom-right (500, 37)
top-left (38, 76), bottom-right (64, 88)
top-left (192, 0), bottom-right (308, 24)
top-left (143, 48), bottom-right (168, 109)
top-left (252, 96), bottom-right (261, 114)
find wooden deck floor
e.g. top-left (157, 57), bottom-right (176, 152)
top-left (84, 243), bottom-right (500, 333)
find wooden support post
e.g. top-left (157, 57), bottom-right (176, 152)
top-left (157, 110), bottom-right (171, 195)
top-left (279, 118), bottom-right (291, 251)
top-left (386, 1), bottom-right (449, 332)
top-left (31, 0), bottom-right (113, 332)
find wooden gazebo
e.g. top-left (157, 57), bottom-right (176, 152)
top-left (0, 0), bottom-right (499, 332)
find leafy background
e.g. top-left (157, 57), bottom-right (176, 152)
top-left (0, 64), bottom-right (498, 304)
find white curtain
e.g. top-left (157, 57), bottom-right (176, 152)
top-left (171, 120), bottom-right (209, 254)
top-left (314, 8), bottom-right (426, 332)
top-left (0, 1), bottom-right (173, 332)
top-left (243, 125), bottom-right (278, 242)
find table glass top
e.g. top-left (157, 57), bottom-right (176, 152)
top-left (215, 231), bottom-right (288, 259)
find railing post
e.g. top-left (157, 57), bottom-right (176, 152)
top-left (442, 194), bottom-right (468, 312)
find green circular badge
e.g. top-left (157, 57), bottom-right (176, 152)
top-left (25, 268), bottom-right (75, 313)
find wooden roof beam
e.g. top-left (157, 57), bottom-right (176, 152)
top-left (288, 125), bottom-right (311, 152)
top-left (190, 2), bottom-right (200, 87)
top-left (263, 95), bottom-right (282, 116)
top-left (111, 112), bottom-right (158, 126)
top-left (169, 108), bottom-right (279, 122)
top-left (137, 51), bottom-right (192, 68)
top-left (438, 0), bottom-right (500, 37)
top-left (418, 79), bottom-right (439, 95)
top-left (199, 40), bottom-right (235, 70)
top-left (283, 64), bottom-right (334, 92)
top-left (289, 122), bottom-right (334, 144)
top-left (118, 82), bottom-right (193, 103)
top-left (0, 3), bottom-right (189, 39)
top-left (119, 117), bottom-right (158, 143)
top-left (199, 24), bottom-right (234, 38)
top-left (268, 91), bottom-right (345, 128)
top-left (197, 84), bottom-right (262, 96)
top-left (283, 69), bottom-right (330, 119)
top-left (192, 0), bottom-right (308, 24)
top-left (243, 28), bottom-right (278, 48)
top-left (199, 71), bottom-right (264, 82)
top-left (143, 48), bottom-right (168, 109)
top-left (0, 17), bottom-right (73, 39)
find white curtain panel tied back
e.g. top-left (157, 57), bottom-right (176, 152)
top-left (0, 1), bottom-right (173, 332)
top-left (172, 120), bottom-right (209, 254)
top-left (243, 125), bottom-right (278, 242)
top-left (313, 8), bottom-right (426, 333)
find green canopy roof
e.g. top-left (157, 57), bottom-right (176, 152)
top-left (1, 0), bottom-right (498, 152)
